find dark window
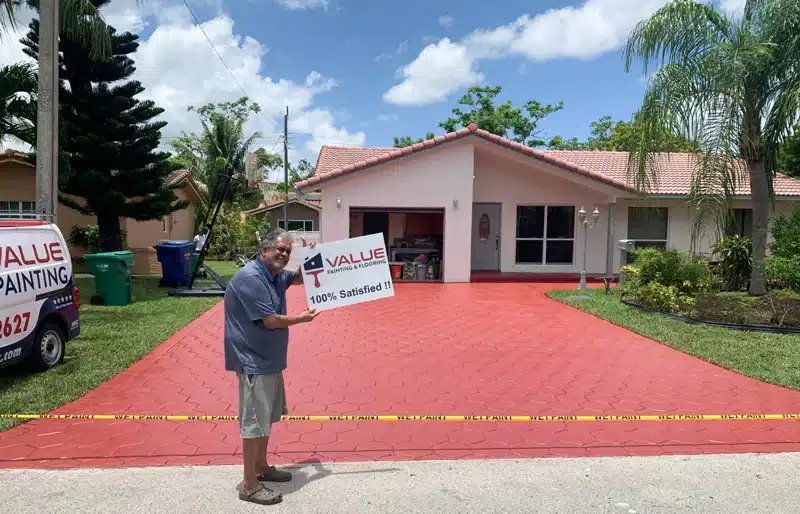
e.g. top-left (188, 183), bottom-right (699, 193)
top-left (515, 240), bottom-right (543, 264)
top-left (516, 206), bottom-right (544, 238)
top-left (516, 205), bottom-right (575, 264)
top-left (626, 207), bottom-right (669, 264)
top-left (546, 206), bottom-right (575, 239)
top-left (726, 209), bottom-right (752, 238)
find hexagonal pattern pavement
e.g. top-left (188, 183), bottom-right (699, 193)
top-left (2, 283), bottom-right (800, 469)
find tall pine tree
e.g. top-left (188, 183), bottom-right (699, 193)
top-left (21, 0), bottom-right (186, 251)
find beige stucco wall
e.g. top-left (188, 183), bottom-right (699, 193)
top-left (1, 161), bottom-right (201, 274)
top-left (613, 197), bottom-right (800, 271)
top-left (250, 203), bottom-right (319, 233)
top-left (473, 146), bottom-right (616, 274)
top-left (317, 141), bottom-right (475, 282)
top-left (124, 187), bottom-right (197, 248)
top-left (0, 161), bottom-right (35, 201)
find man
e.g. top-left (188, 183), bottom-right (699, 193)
top-left (224, 229), bottom-right (320, 505)
top-left (193, 227), bottom-right (208, 252)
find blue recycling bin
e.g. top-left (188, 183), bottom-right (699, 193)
top-left (154, 240), bottom-right (195, 287)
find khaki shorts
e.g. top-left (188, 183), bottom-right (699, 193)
top-left (237, 372), bottom-right (287, 438)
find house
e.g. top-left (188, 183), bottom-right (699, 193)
top-left (295, 123), bottom-right (800, 283)
top-left (0, 149), bottom-right (205, 274)
top-left (244, 191), bottom-right (321, 233)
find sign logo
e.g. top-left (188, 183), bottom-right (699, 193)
top-left (303, 252), bottom-right (325, 288)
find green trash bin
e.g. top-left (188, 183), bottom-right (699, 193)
top-left (83, 250), bottom-right (136, 306)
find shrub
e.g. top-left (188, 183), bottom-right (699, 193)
top-left (769, 211), bottom-right (800, 258)
top-left (634, 281), bottom-right (679, 312)
top-left (694, 290), bottom-right (800, 328)
top-left (203, 208), bottom-right (266, 260)
top-left (69, 225), bottom-right (128, 253)
top-left (629, 247), bottom-right (716, 296)
top-left (764, 255), bottom-right (800, 291)
top-left (711, 235), bottom-right (752, 291)
top-left (694, 292), bottom-right (759, 324)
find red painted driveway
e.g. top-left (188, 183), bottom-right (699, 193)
top-left (2, 284), bottom-right (800, 469)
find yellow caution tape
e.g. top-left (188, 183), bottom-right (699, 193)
top-left (0, 413), bottom-right (799, 422)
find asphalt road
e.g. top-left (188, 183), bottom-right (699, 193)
top-left (2, 453), bottom-right (799, 513)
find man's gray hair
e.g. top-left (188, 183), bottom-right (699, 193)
top-left (259, 228), bottom-right (294, 250)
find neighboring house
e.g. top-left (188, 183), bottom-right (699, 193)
top-left (0, 149), bottom-right (205, 274)
top-left (244, 191), bottom-right (321, 233)
top-left (296, 123), bottom-right (800, 283)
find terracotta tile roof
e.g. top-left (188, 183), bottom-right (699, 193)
top-left (244, 193), bottom-right (321, 216)
top-left (0, 149), bottom-right (32, 164)
top-left (314, 146), bottom-right (394, 176)
top-left (298, 123), bottom-right (800, 197)
top-left (164, 169), bottom-right (190, 186)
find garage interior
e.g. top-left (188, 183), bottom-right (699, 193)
top-left (349, 208), bottom-right (444, 282)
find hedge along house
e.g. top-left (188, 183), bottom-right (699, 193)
top-left (295, 124), bottom-right (800, 283)
top-left (0, 149), bottom-right (205, 274)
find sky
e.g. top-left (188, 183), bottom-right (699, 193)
top-left (0, 0), bottom-right (746, 180)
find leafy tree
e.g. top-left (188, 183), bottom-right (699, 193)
top-left (251, 146), bottom-right (283, 179)
top-left (549, 115), bottom-right (700, 152)
top-left (545, 135), bottom-right (586, 150)
top-left (777, 127), bottom-right (800, 178)
top-left (0, 62), bottom-right (35, 144)
top-left (22, 2), bottom-right (186, 251)
top-left (171, 97), bottom-right (281, 210)
top-left (274, 158), bottom-right (315, 193)
top-left (392, 133), bottom-right (435, 148)
top-left (439, 85), bottom-right (564, 147)
top-left (623, 0), bottom-right (800, 295)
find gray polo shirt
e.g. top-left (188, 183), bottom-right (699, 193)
top-left (223, 259), bottom-right (298, 375)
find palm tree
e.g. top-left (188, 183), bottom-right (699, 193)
top-left (0, 62), bottom-right (36, 145)
top-left (1, 1), bottom-right (118, 59)
top-left (623, 0), bottom-right (800, 295)
top-left (200, 109), bottom-right (264, 209)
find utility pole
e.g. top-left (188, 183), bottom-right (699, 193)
top-left (36, 0), bottom-right (60, 222)
top-left (283, 106), bottom-right (289, 229)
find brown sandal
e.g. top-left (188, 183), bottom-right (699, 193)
top-left (258, 465), bottom-right (292, 482)
top-left (238, 484), bottom-right (282, 505)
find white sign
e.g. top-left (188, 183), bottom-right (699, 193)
top-left (300, 233), bottom-right (394, 311)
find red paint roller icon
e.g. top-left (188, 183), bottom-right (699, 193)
top-left (302, 252), bottom-right (325, 288)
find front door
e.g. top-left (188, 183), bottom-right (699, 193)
top-left (471, 203), bottom-right (501, 270)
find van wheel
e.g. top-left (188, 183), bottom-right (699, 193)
top-left (28, 323), bottom-right (65, 371)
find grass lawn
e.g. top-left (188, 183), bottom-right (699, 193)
top-left (0, 260), bottom-right (238, 431)
top-left (548, 288), bottom-right (800, 391)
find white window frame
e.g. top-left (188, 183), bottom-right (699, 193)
top-left (161, 217), bottom-right (168, 233)
top-left (277, 219), bottom-right (314, 232)
top-left (0, 200), bottom-right (37, 219)
top-left (515, 205), bottom-right (576, 265)
top-left (626, 207), bottom-right (669, 263)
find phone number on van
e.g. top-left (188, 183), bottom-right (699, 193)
top-left (0, 313), bottom-right (31, 339)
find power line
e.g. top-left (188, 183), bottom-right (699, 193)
top-left (180, 0), bottom-right (282, 134)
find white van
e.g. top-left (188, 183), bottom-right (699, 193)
top-left (0, 220), bottom-right (80, 370)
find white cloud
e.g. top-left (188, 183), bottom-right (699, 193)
top-left (438, 15), bottom-right (454, 27)
top-left (377, 114), bottom-right (398, 122)
top-left (0, 1), bottom-right (363, 159)
top-left (373, 40), bottom-right (409, 62)
top-left (274, 0), bottom-right (329, 10)
top-left (384, 0), bottom-right (671, 106)
top-left (383, 38), bottom-right (483, 106)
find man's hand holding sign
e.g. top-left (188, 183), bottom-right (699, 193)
top-left (300, 233), bottom-right (395, 311)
